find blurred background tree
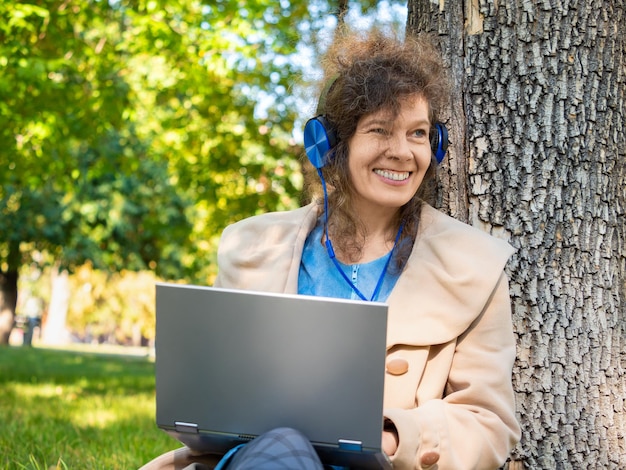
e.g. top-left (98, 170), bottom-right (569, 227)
top-left (1, 0), bottom-right (406, 345)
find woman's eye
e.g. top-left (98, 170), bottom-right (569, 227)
top-left (412, 129), bottom-right (427, 138)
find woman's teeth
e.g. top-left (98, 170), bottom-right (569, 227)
top-left (374, 169), bottom-right (410, 181)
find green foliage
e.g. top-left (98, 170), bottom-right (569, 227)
top-left (120, 0), bottom-right (319, 280)
top-left (0, 0), bottom-right (319, 283)
top-left (0, 0), bottom-right (193, 279)
top-left (0, 346), bottom-right (176, 469)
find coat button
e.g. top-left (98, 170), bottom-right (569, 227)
top-left (420, 451), bottom-right (440, 466)
top-left (386, 357), bottom-right (409, 375)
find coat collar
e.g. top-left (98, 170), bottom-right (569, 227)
top-left (214, 204), bottom-right (319, 293)
top-left (386, 205), bottom-right (514, 345)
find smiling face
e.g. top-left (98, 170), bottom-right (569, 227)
top-left (346, 95), bottom-right (433, 217)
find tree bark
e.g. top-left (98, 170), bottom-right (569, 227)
top-left (407, 0), bottom-right (626, 468)
top-left (408, 0), bottom-right (470, 222)
top-left (0, 240), bottom-right (20, 345)
top-left (335, 0), bottom-right (349, 26)
top-left (0, 269), bottom-right (18, 345)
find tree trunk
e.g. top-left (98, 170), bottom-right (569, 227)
top-left (0, 269), bottom-right (18, 345)
top-left (407, 1), bottom-right (626, 468)
top-left (41, 265), bottom-right (71, 345)
top-left (0, 240), bottom-right (20, 345)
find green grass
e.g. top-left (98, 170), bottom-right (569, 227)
top-left (0, 345), bottom-right (180, 469)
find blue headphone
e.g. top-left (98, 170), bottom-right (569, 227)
top-left (303, 116), bottom-right (338, 169)
top-left (304, 116), bottom-right (449, 169)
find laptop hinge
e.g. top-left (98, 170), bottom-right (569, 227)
top-left (338, 439), bottom-right (362, 452)
top-left (175, 421), bottom-right (199, 434)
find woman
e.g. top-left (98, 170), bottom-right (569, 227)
top-left (143, 29), bottom-right (520, 470)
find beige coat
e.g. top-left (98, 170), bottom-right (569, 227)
top-left (141, 203), bottom-right (520, 470)
top-left (214, 203), bottom-right (520, 469)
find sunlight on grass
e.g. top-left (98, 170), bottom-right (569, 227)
top-left (11, 382), bottom-right (70, 398)
top-left (0, 346), bottom-right (178, 469)
top-left (7, 381), bottom-right (157, 429)
top-left (72, 394), bottom-right (156, 429)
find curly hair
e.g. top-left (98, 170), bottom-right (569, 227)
top-left (303, 29), bottom-right (451, 268)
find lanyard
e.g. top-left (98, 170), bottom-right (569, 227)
top-left (319, 169), bottom-right (403, 302)
top-left (324, 222), bottom-right (403, 301)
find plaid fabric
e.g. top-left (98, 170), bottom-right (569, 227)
top-left (226, 427), bottom-right (324, 470)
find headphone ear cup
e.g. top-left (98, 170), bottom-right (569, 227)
top-left (430, 122), bottom-right (449, 164)
top-left (304, 116), bottom-right (338, 169)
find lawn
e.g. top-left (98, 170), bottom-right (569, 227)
top-left (0, 345), bottom-right (179, 469)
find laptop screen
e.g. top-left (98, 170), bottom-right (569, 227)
top-left (155, 283), bottom-right (390, 468)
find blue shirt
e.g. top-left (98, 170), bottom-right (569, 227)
top-left (298, 219), bottom-right (400, 302)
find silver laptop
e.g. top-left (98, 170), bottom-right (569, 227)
top-left (155, 282), bottom-right (392, 469)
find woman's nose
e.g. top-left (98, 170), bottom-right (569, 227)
top-left (385, 134), bottom-right (413, 160)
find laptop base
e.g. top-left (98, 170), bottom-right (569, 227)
top-left (163, 427), bottom-right (393, 470)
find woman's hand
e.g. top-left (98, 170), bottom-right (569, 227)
top-left (382, 428), bottom-right (399, 456)
top-left (382, 428), bottom-right (441, 466)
